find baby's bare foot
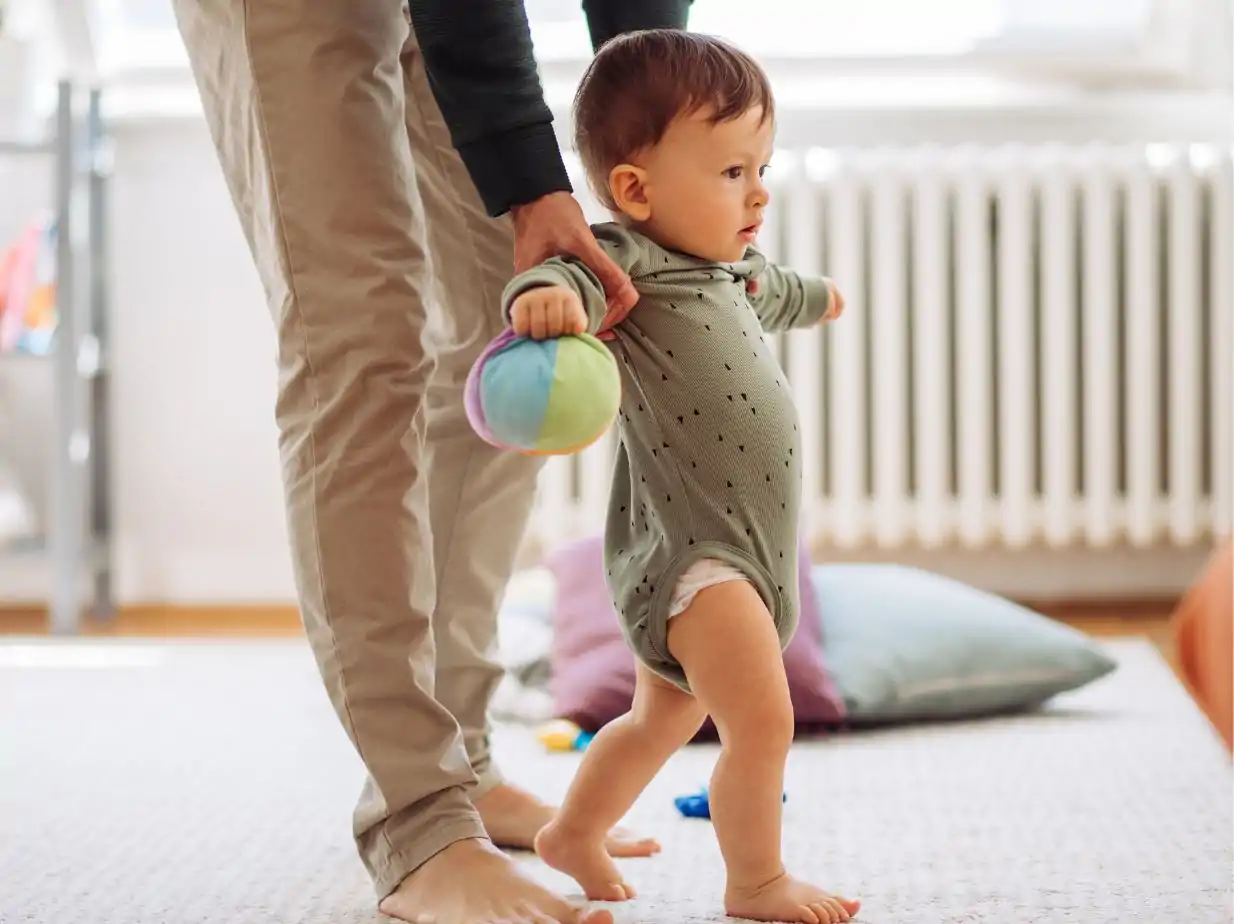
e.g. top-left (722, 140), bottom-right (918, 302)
top-left (726, 872), bottom-right (860, 924)
top-left (535, 820), bottom-right (637, 902)
top-left (379, 837), bottom-right (612, 924)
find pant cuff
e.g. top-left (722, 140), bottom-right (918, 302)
top-left (371, 814), bottom-right (489, 900)
top-left (469, 761), bottom-right (504, 802)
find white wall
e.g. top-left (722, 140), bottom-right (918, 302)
top-left (0, 117), bottom-right (296, 604)
top-left (0, 83), bottom-right (1230, 608)
top-left (101, 120), bottom-right (295, 603)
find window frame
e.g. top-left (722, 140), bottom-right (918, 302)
top-left (57, 0), bottom-right (1223, 85)
top-left (11, 0), bottom-right (1227, 130)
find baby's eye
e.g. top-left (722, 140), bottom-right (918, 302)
top-left (759, 165), bottom-right (770, 178)
top-left (724, 166), bottom-right (743, 179)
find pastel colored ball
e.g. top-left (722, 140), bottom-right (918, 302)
top-left (465, 329), bottom-right (621, 456)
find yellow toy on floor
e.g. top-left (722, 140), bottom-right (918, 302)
top-left (537, 719), bottom-right (594, 752)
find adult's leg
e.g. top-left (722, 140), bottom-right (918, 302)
top-left (171, 7), bottom-right (607, 922)
top-left (395, 20), bottom-right (541, 801)
top-left (396, 25), bottom-right (659, 861)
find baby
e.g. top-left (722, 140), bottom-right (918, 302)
top-left (504, 30), bottom-right (860, 924)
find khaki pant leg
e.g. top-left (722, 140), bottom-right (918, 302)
top-left (396, 19), bottom-right (547, 796)
top-left (171, 0), bottom-right (487, 897)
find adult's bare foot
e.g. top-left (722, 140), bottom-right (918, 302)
top-left (378, 837), bottom-right (613, 924)
top-left (475, 782), bottom-right (660, 857)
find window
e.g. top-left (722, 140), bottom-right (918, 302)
top-left (527, 0), bottom-right (1003, 60)
top-left (523, 0), bottom-right (1220, 82)
top-left (91, 0), bottom-right (187, 74)
top-left (972, 0), bottom-right (1227, 88)
top-left (27, 0), bottom-right (1232, 94)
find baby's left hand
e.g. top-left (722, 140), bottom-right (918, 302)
top-left (823, 280), bottom-right (845, 322)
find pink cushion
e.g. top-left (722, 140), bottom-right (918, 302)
top-left (545, 535), bottom-right (846, 737)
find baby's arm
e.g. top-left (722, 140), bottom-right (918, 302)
top-left (502, 224), bottom-right (643, 338)
top-left (747, 263), bottom-right (842, 333)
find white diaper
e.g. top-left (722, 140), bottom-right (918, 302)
top-left (667, 558), bottom-right (750, 618)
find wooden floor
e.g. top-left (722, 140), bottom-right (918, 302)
top-left (1060, 613), bottom-right (1178, 672)
top-left (0, 605), bottom-right (308, 639)
top-left (0, 599), bottom-right (1182, 672)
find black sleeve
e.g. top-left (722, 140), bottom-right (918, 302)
top-left (408, 0), bottom-right (692, 218)
top-left (583, 0), bottom-right (692, 51)
top-left (408, 0), bottom-right (568, 218)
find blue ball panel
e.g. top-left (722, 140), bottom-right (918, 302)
top-left (479, 337), bottom-right (558, 448)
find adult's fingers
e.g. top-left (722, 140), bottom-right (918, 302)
top-left (577, 236), bottom-right (638, 313)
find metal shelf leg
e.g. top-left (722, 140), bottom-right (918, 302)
top-left (47, 80), bottom-right (82, 635)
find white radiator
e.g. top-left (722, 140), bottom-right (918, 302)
top-left (530, 144), bottom-right (1233, 563)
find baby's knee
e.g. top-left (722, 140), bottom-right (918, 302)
top-left (716, 692), bottom-right (795, 755)
top-left (631, 668), bottom-right (707, 738)
top-left (638, 694), bottom-right (707, 740)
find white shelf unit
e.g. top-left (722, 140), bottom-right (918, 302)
top-left (0, 80), bottom-right (114, 633)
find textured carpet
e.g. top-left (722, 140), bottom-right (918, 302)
top-left (1, 638), bottom-right (1230, 923)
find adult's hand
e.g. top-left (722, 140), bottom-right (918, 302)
top-left (511, 192), bottom-right (639, 314)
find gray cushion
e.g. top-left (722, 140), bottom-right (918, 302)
top-left (811, 563), bottom-right (1118, 724)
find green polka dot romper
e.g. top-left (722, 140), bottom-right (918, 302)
top-left (502, 223), bottom-right (834, 692)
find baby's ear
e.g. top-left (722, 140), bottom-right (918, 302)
top-left (608, 163), bottom-right (651, 222)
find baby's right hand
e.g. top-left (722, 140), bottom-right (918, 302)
top-left (510, 285), bottom-right (589, 340)
top-left (823, 280), bottom-right (846, 322)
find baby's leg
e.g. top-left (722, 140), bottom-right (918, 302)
top-left (535, 662), bottom-right (707, 901)
top-left (667, 581), bottom-right (861, 924)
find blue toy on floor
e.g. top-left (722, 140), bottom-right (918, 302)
top-left (675, 787), bottom-right (787, 820)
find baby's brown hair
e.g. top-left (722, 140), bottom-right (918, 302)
top-left (572, 30), bottom-right (774, 209)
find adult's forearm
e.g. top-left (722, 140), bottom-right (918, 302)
top-left (408, 0), bottom-right (571, 217)
top-left (408, 0), bottom-right (694, 217)
top-left (582, 0), bottom-right (692, 51)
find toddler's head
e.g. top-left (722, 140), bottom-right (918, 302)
top-left (573, 30), bottom-right (775, 264)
